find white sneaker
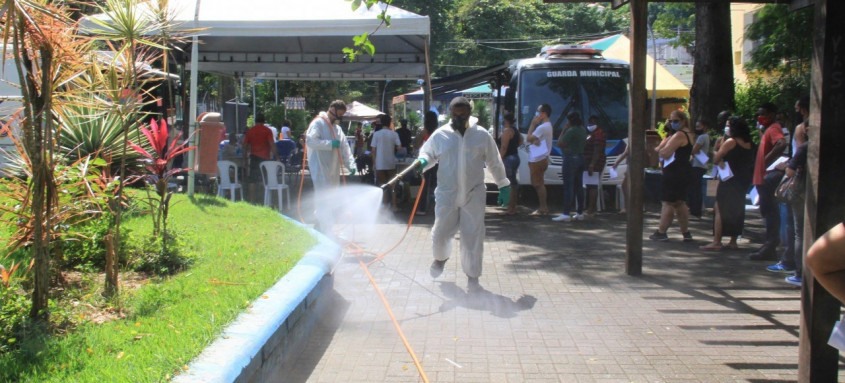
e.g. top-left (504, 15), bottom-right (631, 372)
top-left (574, 213), bottom-right (585, 221)
top-left (552, 214), bottom-right (572, 222)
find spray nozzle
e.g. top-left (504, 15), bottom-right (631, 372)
top-left (380, 158), bottom-right (423, 189)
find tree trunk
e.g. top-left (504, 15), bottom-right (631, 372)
top-left (104, 232), bottom-right (118, 297)
top-left (690, 2), bottom-right (734, 127)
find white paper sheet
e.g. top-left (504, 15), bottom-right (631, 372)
top-left (693, 151), bottom-right (709, 165)
top-left (717, 161), bottom-right (734, 181)
top-left (608, 167), bottom-right (618, 179)
top-left (662, 153), bottom-right (675, 168)
top-left (829, 315), bottom-right (845, 352)
top-left (766, 156), bottom-right (790, 171)
top-left (583, 170), bottom-right (600, 186)
top-left (529, 140), bottom-right (548, 162)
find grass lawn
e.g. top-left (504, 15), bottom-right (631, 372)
top-left (0, 193), bottom-right (315, 382)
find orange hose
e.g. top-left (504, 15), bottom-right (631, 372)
top-left (295, 121), bottom-right (430, 382)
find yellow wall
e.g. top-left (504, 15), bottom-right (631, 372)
top-left (730, 4), bottom-right (763, 83)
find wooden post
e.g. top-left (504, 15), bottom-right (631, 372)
top-left (626, 0), bottom-right (647, 276)
top-left (799, 0), bottom-right (845, 381)
top-left (422, 37), bottom-right (433, 115)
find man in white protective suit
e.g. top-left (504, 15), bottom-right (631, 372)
top-left (306, 100), bottom-right (356, 233)
top-left (416, 97), bottom-right (511, 291)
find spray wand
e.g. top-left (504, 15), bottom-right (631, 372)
top-left (380, 158), bottom-right (425, 189)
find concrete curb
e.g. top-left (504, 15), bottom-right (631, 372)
top-left (173, 215), bottom-right (340, 383)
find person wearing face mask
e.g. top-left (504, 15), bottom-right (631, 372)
top-left (700, 117), bottom-right (755, 251)
top-left (525, 104), bottom-right (554, 215)
top-left (749, 102), bottom-right (788, 261)
top-left (650, 110), bottom-right (695, 242)
top-left (416, 97), bottom-right (510, 291)
top-left (713, 110), bottom-right (732, 154)
top-left (583, 115), bottom-right (607, 218)
top-left (306, 100), bottom-right (357, 233)
top-left (687, 119), bottom-right (712, 219)
top-left (770, 95), bottom-right (810, 286)
top-left (553, 111), bottom-right (587, 222)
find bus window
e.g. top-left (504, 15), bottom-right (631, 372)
top-left (518, 69), bottom-right (580, 138)
top-left (580, 72), bottom-right (629, 139)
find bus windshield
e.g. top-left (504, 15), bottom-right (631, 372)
top-left (518, 67), bottom-right (629, 139)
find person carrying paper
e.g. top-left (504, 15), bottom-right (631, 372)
top-left (650, 110), bottom-right (695, 242)
top-left (700, 116), bottom-right (755, 251)
top-left (525, 104), bottom-right (554, 215)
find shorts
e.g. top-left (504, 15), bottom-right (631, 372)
top-left (248, 155), bottom-right (267, 182)
top-left (528, 157), bottom-right (548, 186)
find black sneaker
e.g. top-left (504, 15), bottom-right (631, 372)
top-left (429, 259), bottom-right (447, 278)
top-left (682, 231), bottom-right (693, 242)
top-left (649, 231), bottom-right (669, 241)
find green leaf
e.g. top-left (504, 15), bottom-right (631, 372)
top-left (350, 0), bottom-right (362, 10)
top-left (362, 41), bottom-right (375, 56)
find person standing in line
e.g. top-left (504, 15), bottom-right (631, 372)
top-left (371, 114), bottom-right (401, 211)
top-left (417, 97), bottom-right (510, 291)
top-left (749, 102), bottom-right (788, 261)
top-left (306, 100), bottom-right (356, 233)
top-left (243, 114), bottom-right (277, 203)
top-left (700, 116), bottom-right (755, 251)
top-left (552, 112), bottom-right (587, 222)
top-left (498, 113), bottom-right (522, 215)
top-left (687, 119), bottom-right (711, 219)
top-left (650, 110), bottom-right (694, 242)
top-left (583, 115), bottom-right (607, 218)
top-left (526, 104), bottom-right (554, 216)
top-left (767, 95), bottom-right (811, 285)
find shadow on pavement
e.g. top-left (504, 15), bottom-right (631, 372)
top-left (436, 281), bottom-right (536, 319)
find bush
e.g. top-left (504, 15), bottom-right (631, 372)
top-left (0, 282), bottom-right (29, 355)
top-left (735, 73), bottom-right (809, 122)
top-left (123, 230), bottom-right (194, 275)
top-left (59, 217), bottom-right (114, 272)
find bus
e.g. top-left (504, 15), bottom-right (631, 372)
top-left (498, 45), bottom-right (630, 187)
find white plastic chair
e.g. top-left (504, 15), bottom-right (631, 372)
top-left (585, 155), bottom-right (626, 212)
top-left (260, 161), bottom-right (290, 213)
top-left (216, 160), bottom-right (242, 201)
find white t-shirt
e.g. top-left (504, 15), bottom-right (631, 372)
top-left (280, 126), bottom-right (292, 140)
top-left (267, 125), bottom-right (279, 142)
top-left (530, 121), bottom-right (553, 162)
top-left (371, 129), bottom-right (401, 171)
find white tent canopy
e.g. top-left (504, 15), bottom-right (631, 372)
top-left (344, 101), bottom-right (384, 122)
top-left (84, 0), bottom-right (431, 195)
top-left (87, 0), bottom-right (430, 81)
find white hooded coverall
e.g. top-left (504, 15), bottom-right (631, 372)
top-left (306, 112), bottom-right (355, 228)
top-left (417, 117), bottom-right (510, 278)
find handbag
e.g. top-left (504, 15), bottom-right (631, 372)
top-left (775, 174), bottom-right (804, 203)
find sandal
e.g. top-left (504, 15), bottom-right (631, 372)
top-left (529, 210), bottom-right (548, 216)
top-left (699, 244), bottom-right (723, 251)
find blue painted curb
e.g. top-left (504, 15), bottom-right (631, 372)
top-left (173, 215), bottom-right (341, 383)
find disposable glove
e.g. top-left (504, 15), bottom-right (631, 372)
top-left (497, 185), bottom-right (511, 207)
top-left (416, 158), bottom-right (429, 173)
top-left (331, 139), bottom-right (340, 149)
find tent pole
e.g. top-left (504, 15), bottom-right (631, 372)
top-left (422, 36), bottom-right (432, 115)
top-left (187, 36), bottom-right (199, 197)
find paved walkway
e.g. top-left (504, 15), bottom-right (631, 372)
top-left (276, 189), bottom-right (837, 382)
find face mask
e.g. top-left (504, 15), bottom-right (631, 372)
top-left (670, 121), bottom-right (681, 131)
top-left (724, 125), bottom-right (730, 136)
top-left (534, 111), bottom-right (541, 118)
top-left (587, 125), bottom-right (597, 132)
top-left (451, 116), bottom-right (467, 130)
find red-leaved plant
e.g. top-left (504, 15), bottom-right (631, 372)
top-left (129, 118), bottom-right (195, 238)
